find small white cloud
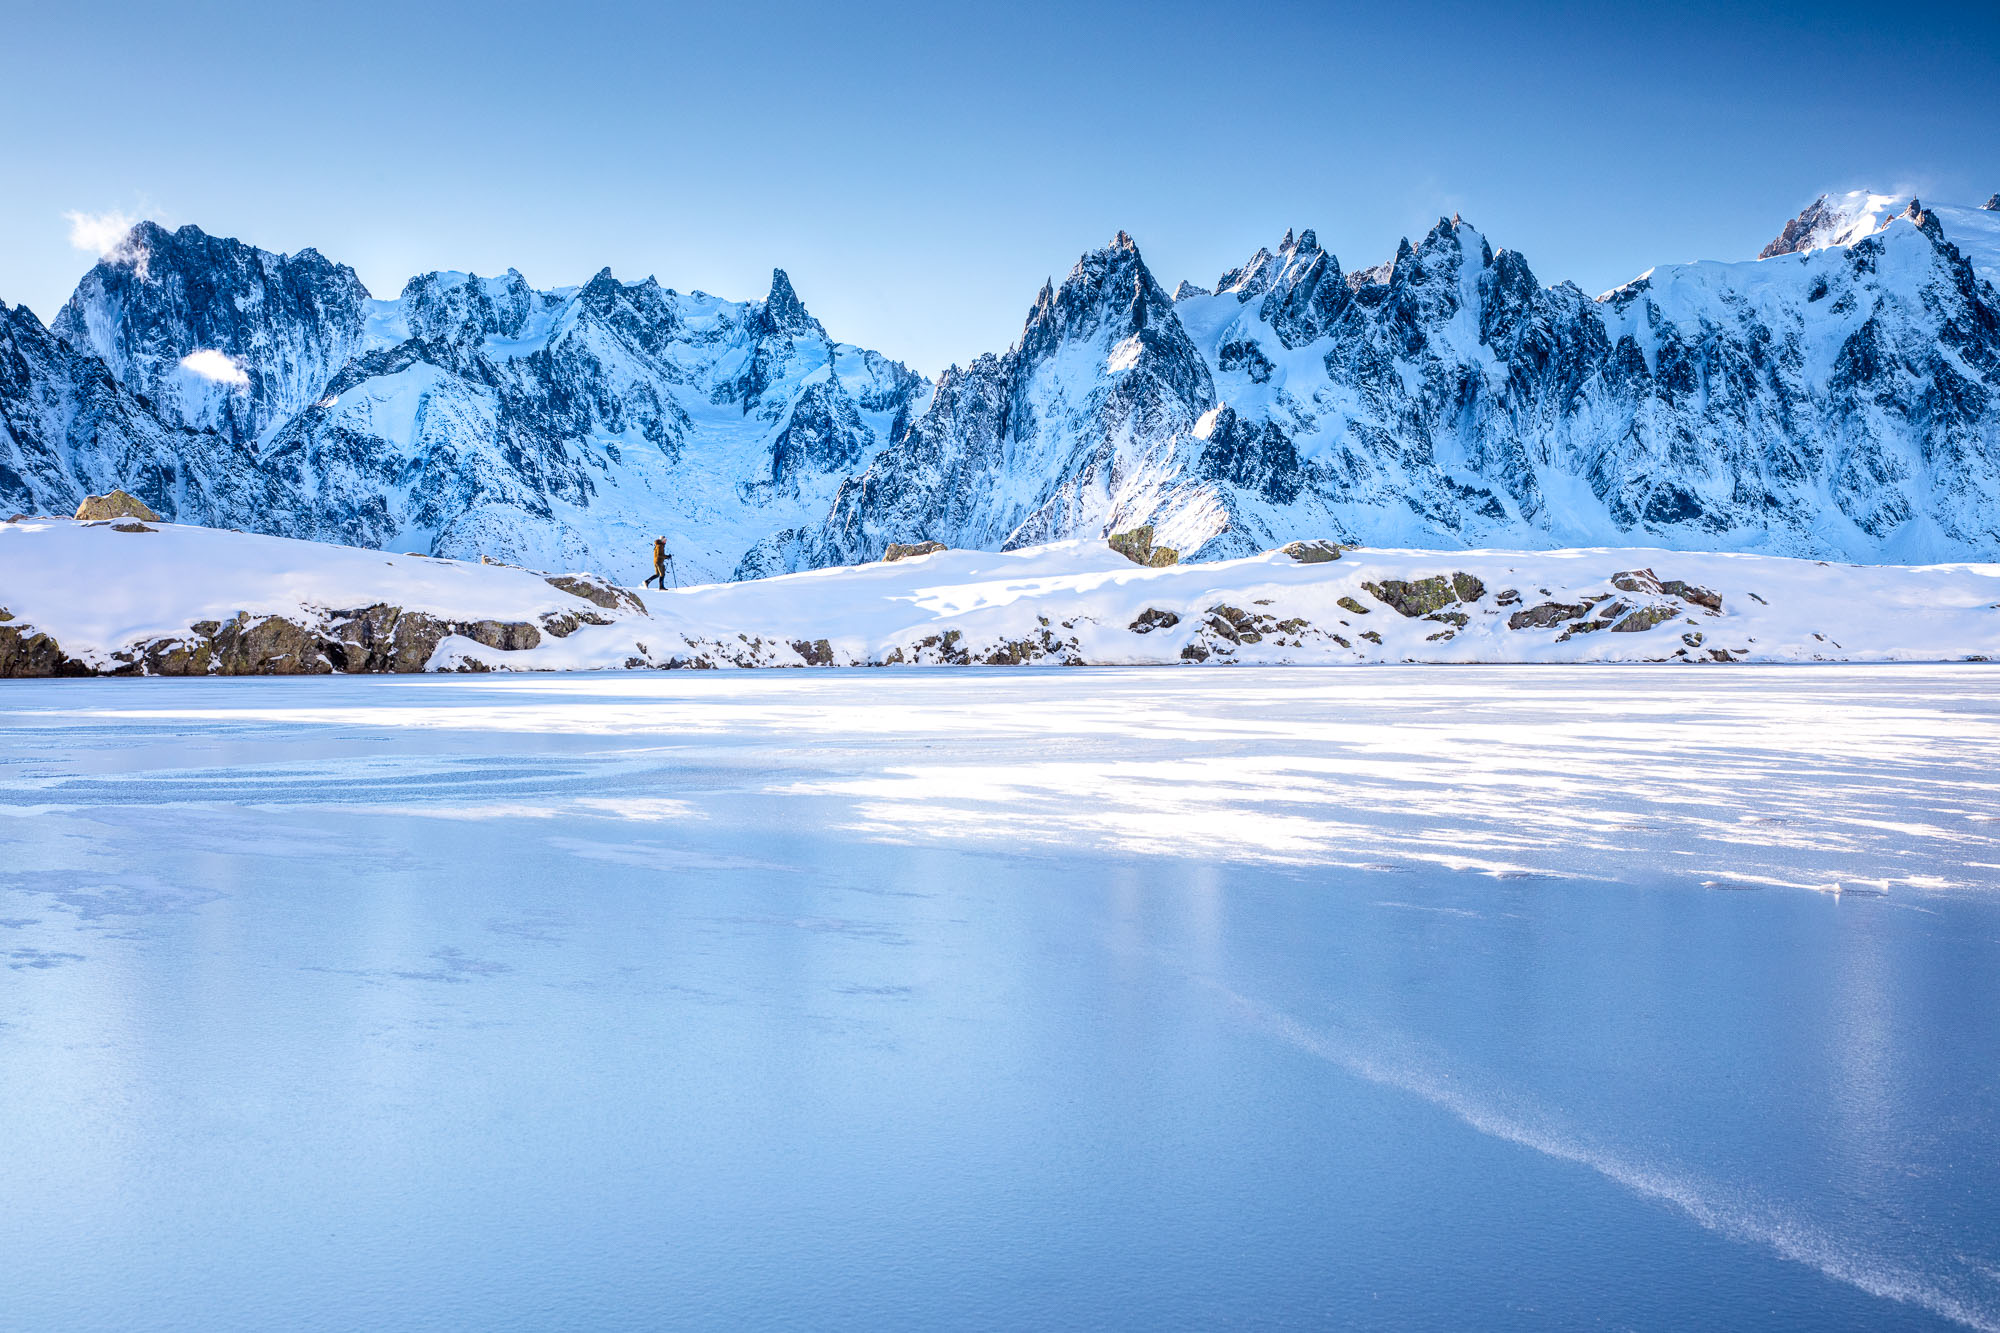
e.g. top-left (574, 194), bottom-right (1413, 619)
top-left (64, 209), bottom-right (139, 256)
top-left (179, 349), bottom-right (250, 387)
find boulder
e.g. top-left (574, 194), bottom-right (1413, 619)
top-left (1362, 576), bottom-right (1455, 617)
top-left (1128, 608), bottom-right (1181, 634)
top-left (1281, 539), bottom-right (1346, 564)
top-left (1508, 601), bottom-right (1589, 630)
top-left (1661, 579), bottom-right (1724, 613)
top-left (1107, 525), bottom-right (1179, 567)
top-left (74, 490), bottom-right (160, 522)
top-left (883, 541), bottom-right (947, 562)
top-left (1612, 605), bottom-right (1680, 633)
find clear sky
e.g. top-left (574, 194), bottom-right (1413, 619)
top-left (3, 0), bottom-right (1996, 375)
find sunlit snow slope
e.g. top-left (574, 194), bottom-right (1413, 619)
top-left (4, 518), bottom-right (1997, 674)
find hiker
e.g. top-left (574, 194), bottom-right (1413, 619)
top-left (645, 537), bottom-right (669, 590)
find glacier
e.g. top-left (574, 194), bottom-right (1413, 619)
top-left (5, 192), bottom-right (2000, 579)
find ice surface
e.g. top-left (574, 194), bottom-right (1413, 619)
top-left (2, 669), bottom-right (1998, 1330)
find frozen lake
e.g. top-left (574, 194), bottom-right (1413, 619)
top-left (3, 667), bottom-right (1998, 1330)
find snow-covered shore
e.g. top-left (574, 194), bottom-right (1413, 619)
top-left (3, 518), bottom-right (1998, 674)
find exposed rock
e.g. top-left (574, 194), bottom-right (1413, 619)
top-left (1281, 539), bottom-right (1346, 564)
top-left (1660, 580), bottom-right (1724, 613)
top-left (1495, 588), bottom-right (1521, 606)
top-left (1363, 576), bottom-right (1455, 617)
top-left (1203, 604), bottom-right (1261, 643)
top-left (895, 629), bottom-right (970, 666)
top-left (1450, 573), bottom-right (1486, 602)
top-left (1611, 568), bottom-right (1665, 595)
top-left (1336, 595), bottom-right (1371, 615)
top-left (538, 608), bottom-right (614, 639)
top-left (207, 612), bottom-right (333, 675)
top-left (883, 541), bottom-right (947, 562)
top-left (1508, 601), bottom-right (1589, 630)
top-left (1107, 525), bottom-right (1181, 567)
top-left (791, 638), bottom-right (836, 665)
top-left (1129, 608), bottom-right (1181, 633)
top-left (544, 573), bottom-right (642, 614)
top-left (74, 490), bottom-right (161, 522)
top-left (0, 625), bottom-right (89, 676)
top-left (111, 521), bottom-right (156, 533)
top-left (459, 620), bottom-right (542, 652)
top-left (1556, 618), bottom-right (1611, 642)
top-left (1612, 605), bottom-right (1680, 633)
top-left (1427, 610), bottom-right (1470, 628)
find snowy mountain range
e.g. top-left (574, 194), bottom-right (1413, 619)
top-left (5, 190), bottom-right (1999, 580)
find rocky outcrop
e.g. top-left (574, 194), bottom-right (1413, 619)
top-left (33, 604), bottom-right (557, 677)
top-left (74, 489), bottom-right (160, 521)
top-left (1108, 525), bottom-right (1180, 567)
top-left (544, 573), bottom-right (643, 614)
top-left (883, 540), bottom-right (947, 562)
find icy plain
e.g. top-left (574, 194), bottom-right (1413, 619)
top-left (2, 668), bottom-right (1998, 1330)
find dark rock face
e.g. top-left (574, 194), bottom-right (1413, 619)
top-left (0, 300), bottom-right (269, 523)
top-left (53, 222), bottom-right (372, 446)
top-left (805, 233), bottom-right (1220, 569)
top-left (29, 223), bottom-right (927, 581)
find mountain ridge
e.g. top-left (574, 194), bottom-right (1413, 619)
top-left (6, 192), bottom-right (1999, 578)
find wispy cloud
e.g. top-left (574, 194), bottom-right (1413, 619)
top-left (63, 209), bottom-right (139, 256)
top-left (178, 349), bottom-right (250, 387)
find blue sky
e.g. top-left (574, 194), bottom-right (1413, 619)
top-left (3, 0), bottom-right (1996, 374)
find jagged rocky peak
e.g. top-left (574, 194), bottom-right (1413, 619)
top-left (1985, 194), bottom-right (2000, 212)
top-left (401, 268), bottom-right (540, 346)
top-left (1018, 230), bottom-right (1182, 362)
top-left (1256, 229), bottom-right (1350, 350)
top-left (1216, 226), bottom-right (1324, 302)
top-left (1758, 191), bottom-right (1899, 259)
top-left (52, 219), bottom-right (374, 446)
top-left (1345, 261), bottom-right (1392, 291)
top-left (1171, 280), bottom-right (1211, 301)
top-left (758, 268), bottom-right (826, 339)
